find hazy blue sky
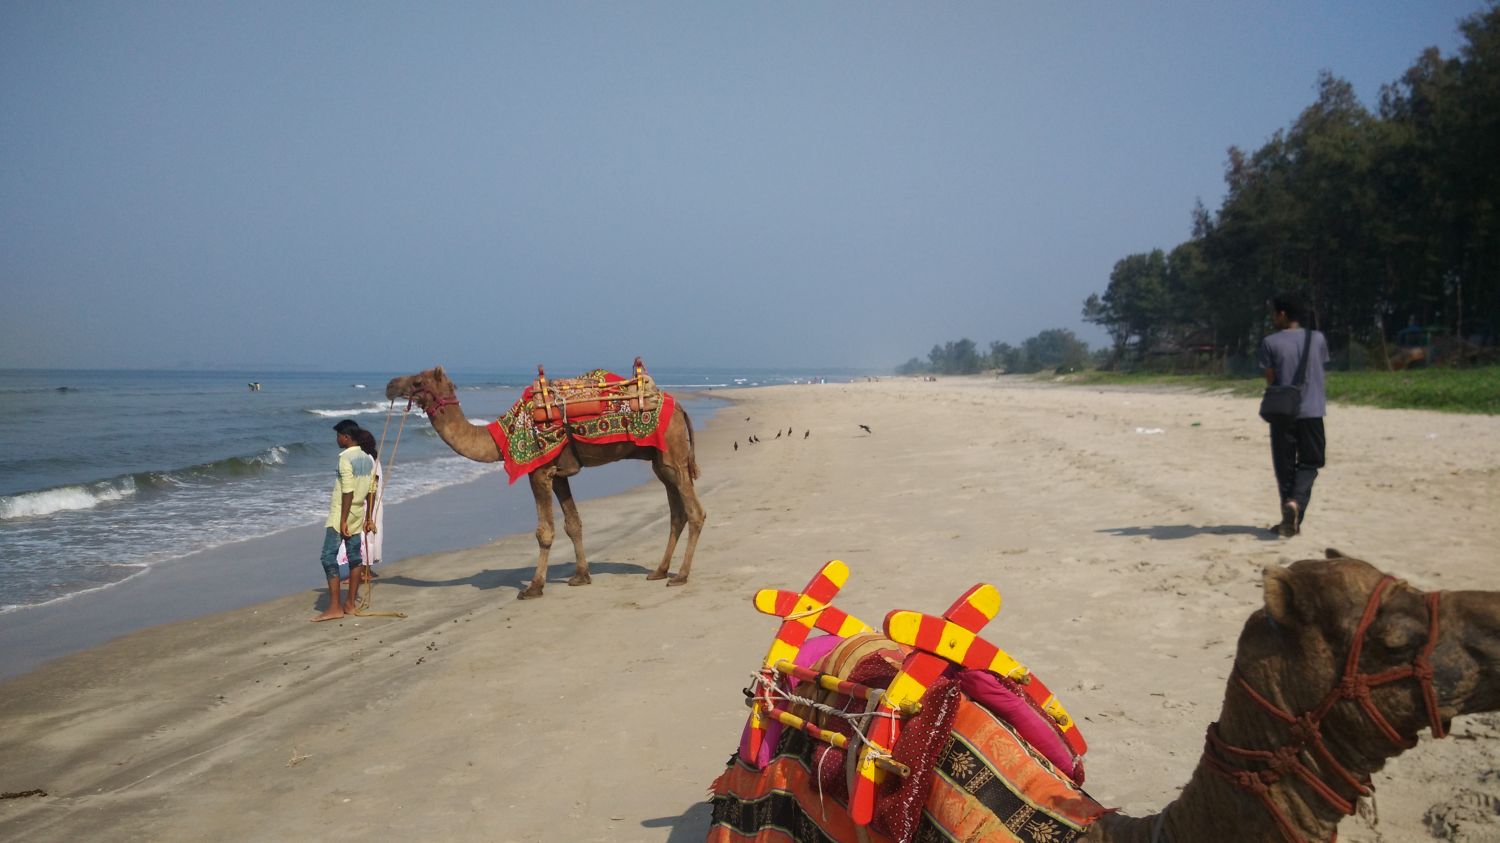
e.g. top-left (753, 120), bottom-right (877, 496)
top-left (1, 2), bottom-right (1488, 372)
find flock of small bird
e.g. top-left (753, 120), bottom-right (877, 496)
top-left (732, 418), bottom-right (871, 451)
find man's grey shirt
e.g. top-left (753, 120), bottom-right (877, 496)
top-left (1257, 328), bottom-right (1330, 419)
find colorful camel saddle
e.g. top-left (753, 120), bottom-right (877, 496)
top-left (709, 561), bottom-right (1104, 843)
top-left (485, 359), bottom-right (675, 484)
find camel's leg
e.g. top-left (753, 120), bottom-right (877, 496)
top-left (521, 469), bottom-right (555, 599)
top-left (669, 475), bottom-right (707, 586)
top-left (647, 465), bottom-right (687, 582)
top-left (554, 476), bottom-right (590, 586)
top-left (648, 460), bottom-right (706, 586)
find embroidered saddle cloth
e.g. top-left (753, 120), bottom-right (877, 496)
top-left (485, 368), bottom-right (674, 484)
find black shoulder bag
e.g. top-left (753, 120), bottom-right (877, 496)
top-left (1259, 328), bottom-right (1312, 425)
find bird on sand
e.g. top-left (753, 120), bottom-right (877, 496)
top-left (859, 424), bottom-right (872, 434)
top-left (774, 430), bottom-right (781, 439)
top-left (733, 441), bottom-right (738, 451)
top-left (804, 430), bottom-right (810, 439)
top-left (787, 427), bottom-right (793, 436)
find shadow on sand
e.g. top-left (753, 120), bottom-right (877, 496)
top-left (307, 560), bottom-right (655, 610)
top-left (1097, 524), bottom-right (1280, 541)
top-left (378, 560), bottom-right (654, 592)
top-left (642, 801), bottom-right (713, 841)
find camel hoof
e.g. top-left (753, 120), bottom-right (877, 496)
top-left (568, 574), bottom-right (592, 587)
top-left (667, 575), bottom-right (689, 587)
top-left (645, 570), bottom-right (669, 581)
top-left (518, 586), bottom-right (545, 600)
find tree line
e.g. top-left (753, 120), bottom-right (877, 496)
top-left (895, 329), bottom-right (1093, 376)
top-left (1083, 5), bottom-right (1499, 372)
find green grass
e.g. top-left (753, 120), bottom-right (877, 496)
top-left (1060, 366), bottom-right (1500, 414)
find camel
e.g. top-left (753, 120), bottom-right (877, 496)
top-left (712, 550), bottom-right (1500, 842)
top-left (385, 366), bottom-right (705, 600)
top-left (1082, 549), bottom-right (1500, 842)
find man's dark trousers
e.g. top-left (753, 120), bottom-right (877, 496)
top-left (1270, 418), bottom-right (1325, 522)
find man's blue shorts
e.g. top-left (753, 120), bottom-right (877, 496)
top-left (320, 527), bottom-right (363, 578)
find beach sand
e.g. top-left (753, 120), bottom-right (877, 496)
top-left (1, 377), bottom-right (1496, 842)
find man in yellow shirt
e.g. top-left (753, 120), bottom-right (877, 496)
top-left (314, 419), bottom-right (376, 621)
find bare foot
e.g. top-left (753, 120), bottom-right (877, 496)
top-left (312, 609), bottom-right (345, 622)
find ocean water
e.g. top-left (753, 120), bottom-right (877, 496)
top-left (0, 366), bottom-right (858, 613)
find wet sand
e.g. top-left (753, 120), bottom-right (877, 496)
top-left (1, 377), bottom-right (1496, 841)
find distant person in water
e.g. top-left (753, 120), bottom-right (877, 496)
top-left (315, 419), bottom-right (375, 621)
top-left (1257, 293), bottom-right (1329, 537)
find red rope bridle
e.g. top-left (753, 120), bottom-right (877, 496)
top-left (406, 388), bottom-right (461, 418)
top-left (1202, 576), bottom-right (1445, 843)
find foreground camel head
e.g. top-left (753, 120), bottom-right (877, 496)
top-left (1238, 553), bottom-right (1500, 751)
top-left (385, 366), bottom-right (456, 413)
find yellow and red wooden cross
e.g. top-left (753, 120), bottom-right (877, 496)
top-left (850, 583), bottom-right (1088, 825)
top-left (745, 560), bottom-right (873, 762)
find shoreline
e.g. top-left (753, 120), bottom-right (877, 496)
top-left (0, 393), bottom-right (728, 682)
top-left (2, 377), bottom-right (1496, 842)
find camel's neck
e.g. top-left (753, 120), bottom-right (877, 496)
top-left (424, 399), bottom-right (503, 463)
top-left (1086, 673), bottom-right (1396, 842)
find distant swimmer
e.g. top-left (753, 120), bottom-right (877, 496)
top-left (859, 424), bottom-right (872, 434)
top-left (248, 382), bottom-right (262, 392)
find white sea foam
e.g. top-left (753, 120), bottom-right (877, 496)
top-left (305, 404), bottom-right (390, 418)
top-left (0, 563), bottom-right (150, 614)
top-left (0, 478), bottom-right (137, 520)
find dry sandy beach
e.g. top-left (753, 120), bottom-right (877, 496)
top-left (2, 377), bottom-right (1497, 842)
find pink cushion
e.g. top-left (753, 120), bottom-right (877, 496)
top-left (960, 670), bottom-right (1083, 783)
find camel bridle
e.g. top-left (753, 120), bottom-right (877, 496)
top-left (1203, 575), bottom-right (1445, 843)
top-left (405, 385), bottom-right (461, 417)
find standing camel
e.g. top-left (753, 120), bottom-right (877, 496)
top-left (385, 366), bottom-right (705, 599)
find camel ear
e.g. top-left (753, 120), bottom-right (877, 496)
top-left (1325, 547), bottom-right (1347, 559)
top-left (1263, 565), bottom-right (1302, 627)
top-left (434, 365), bottom-right (446, 379)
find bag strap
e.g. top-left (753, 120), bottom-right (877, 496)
top-left (1291, 328), bottom-right (1313, 388)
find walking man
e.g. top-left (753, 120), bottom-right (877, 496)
top-left (314, 419), bottom-right (376, 621)
top-left (1257, 294), bottom-right (1330, 537)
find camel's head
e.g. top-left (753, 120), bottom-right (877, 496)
top-left (1236, 550), bottom-right (1500, 762)
top-left (385, 366), bottom-right (457, 412)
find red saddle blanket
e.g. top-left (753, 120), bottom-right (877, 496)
top-left (485, 369), bottom-right (675, 484)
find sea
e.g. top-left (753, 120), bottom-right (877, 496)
top-left (0, 366), bottom-right (855, 615)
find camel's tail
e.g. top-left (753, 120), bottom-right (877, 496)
top-left (682, 407), bottom-right (700, 480)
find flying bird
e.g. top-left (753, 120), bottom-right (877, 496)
top-left (859, 424), bottom-right (872, 434)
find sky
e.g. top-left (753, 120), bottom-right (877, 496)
top-left (0, 1), bottom-right (1489, 373)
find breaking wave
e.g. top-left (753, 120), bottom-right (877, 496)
top-left (0, 478), bottom-right (138, 519)
top-left (0, 444), bottom-right (306, 520)
top-left (304, 403), bottom-right (393, 418)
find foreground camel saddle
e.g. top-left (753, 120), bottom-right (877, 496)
top-left (385, 359), bottom-right (704, 599)
top-left (707, 551), bottom-right (1500, 843)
